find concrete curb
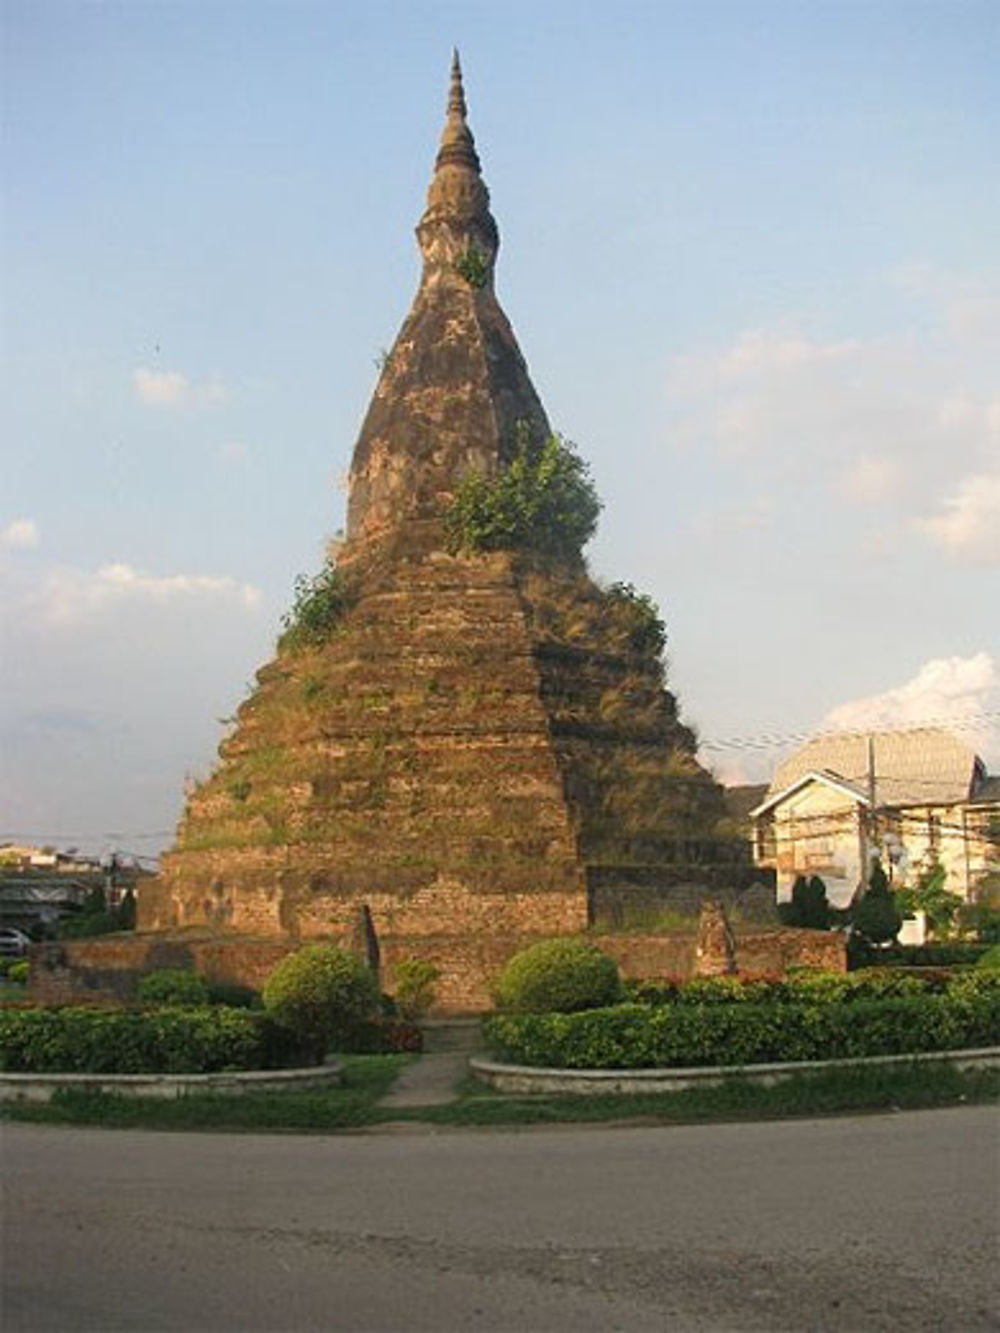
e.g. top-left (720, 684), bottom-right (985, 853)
top-left (469, 1047), bottom-right (1000, 1096)
top-left (0, 1059), bottom-right (344, 1104)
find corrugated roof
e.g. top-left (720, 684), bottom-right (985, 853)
top-left (768, 727), bottom-right (979, 808)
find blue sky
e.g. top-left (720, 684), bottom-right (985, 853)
top-left (2, 0), bottom-right (998, 858)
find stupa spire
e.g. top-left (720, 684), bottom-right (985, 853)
top-left (434, 49), bottom-right (481, 175)
top-left (345, 54), bottom-right (546, 544)
top-left (418, 51), bottom-right (498, 277)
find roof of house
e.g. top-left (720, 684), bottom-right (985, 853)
top-left (723, 784), bottom-right (769, 824)
top-left (766, 727), bottom-right (982, 809)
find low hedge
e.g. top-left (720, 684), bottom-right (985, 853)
top-left (482, 990), bottom-right (1000, 1070)
top-left (0, 1005), bottom-right (317, 1075)
top-left (136, 968), bottom-right (211, 1007)
top-left (623, 969), bottom-right (999, 1008)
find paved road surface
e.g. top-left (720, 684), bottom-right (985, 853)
top-left (3, 1107), bottom-right (998, 1332)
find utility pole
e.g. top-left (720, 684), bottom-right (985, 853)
top-left (866, 734), bottom-right (878, 881)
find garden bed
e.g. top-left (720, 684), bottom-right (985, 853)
top-left (0, 1059), bottom-right (343, 1104)
top-left (482, 972), bottom-right (1000, 1071)
top-left (470, 1047), bottom-right (1000, 1096)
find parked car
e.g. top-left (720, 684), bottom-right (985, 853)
top-left (0, 927), bottom-right (33, 958)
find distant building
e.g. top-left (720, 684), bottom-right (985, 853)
top-left (0, 844), bottom-right (151, 930)
top-left (750, 728), bottom-right (1000, 908)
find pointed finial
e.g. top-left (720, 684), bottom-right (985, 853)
top-left (449, 48), bottom-right (466, 118)
top-left (435, 48), bottom-right (480, 174)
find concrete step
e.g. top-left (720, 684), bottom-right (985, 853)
top-left (420, 1018), bottom-right (483, 1054)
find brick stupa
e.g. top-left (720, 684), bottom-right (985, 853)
top-left (140, 56), bottom-right (733, 1007)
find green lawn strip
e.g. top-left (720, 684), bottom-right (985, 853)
top-left (0, 1054), bottom-right (409, 1132)
top-left (394, 1062), bottom-right (1000, 1127)
top-left (5, 1058), bottom-right (995, 1132)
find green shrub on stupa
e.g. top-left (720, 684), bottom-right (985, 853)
top-left (445, 429), bottom-right (601, 560)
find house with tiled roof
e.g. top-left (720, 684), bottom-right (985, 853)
top-left (750, 728), bottom-right (999, 909)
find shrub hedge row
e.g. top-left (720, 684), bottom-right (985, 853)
top-left (482, 990), bottom-right (1000, 1070)
top-left (0, 1006), bottom-right (317, 1075)
top-left (622, 969), bottom-right (1000, 1008)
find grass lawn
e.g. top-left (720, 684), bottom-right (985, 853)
top-left (2, 1055), bottom-right (997, 1133)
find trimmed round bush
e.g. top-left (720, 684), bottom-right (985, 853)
top-left (262, 945), bottom-right (379, 1053)
top-left (493, 939), bottom-right (621, 1014)
top-left (136, 968), bottom-right (211, 1007)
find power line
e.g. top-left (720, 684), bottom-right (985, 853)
top-left (699, 709), bottom-right (1000, 753)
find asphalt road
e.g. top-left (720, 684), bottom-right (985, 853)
top-left (2, 1108), bottom-right (998, 1332)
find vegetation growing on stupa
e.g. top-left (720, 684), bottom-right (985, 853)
top-left (444, 428), bottom-right (601, 559)
top-left (278, 563), bottom-right (357, 652)
top-left (454, 243), bottom-right (490, 288)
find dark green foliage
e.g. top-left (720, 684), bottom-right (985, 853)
top-left (896, 861), bottom-right (963, 938)
top-left (262, 945), bottom-right (380, 1053)
top-left (874, 942), bottom-right (990, 968)
top-left (492, 938), bottom-right (622, 1014)
top-left (136, 968), bottom-right (211, 1007)
top-left (339, 1016), bottom-right (424, 1054)
top-left (279, 563), bottom-right (355, 651)
top-left (83, 882), bottom-right (107, 915)
top-left (976, 944), bottom-right (1000, 971)
top-left (852, 860), bottom-right (903, 946)
top-left (623, 968), bottom-right (996, 1007)
top-left (58, 910), bottom-right (122, 939)
top-left (779, 875), bottom-right (832, 929)
top-left (0, 1006), bottom-right (304, 1074)
top-left (482, 988), bottom-right (1000, 1070)
top-left (603, 582), bottom-right (667, 659)
top-left (206, 981), bottom-right (261, 1009)
top-left (959, 900), bottom-right (1000, 944)
top-left (454, 244), bottom-right (489, 288)
top-left (58, 882), bottom-right (136, 940)
top-left (117, 888), bottom-right (137, 931)
top-left (868, 860), bottom-right (890, 896)
top-left (391, 958), bottom-right (440, 1021)
top-left (444, 430), bottom-right (601, 560)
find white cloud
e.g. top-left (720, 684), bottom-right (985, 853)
top-left (663, 284), bottom-right (999, 554)
top-left (692, 497), bottom-right (773, 537)
top-left (916, 473), bottom-right (1000, 565)
top-left (821, 653), bottom-right (1000, 765)
top-left (133, 367), bottom-right (189, 407)
top-left (132, 367), bottom-right (229, 409)
top-left (218, 440), bottom-right (249, 465)
top-left (37, 562), bottom-right (261, 625)
top-left (670, 328), bottom-right (861, 395)
top-left (837, 456), bottom-right (901, 505)
top-left (1, 518), bottom-right (39, 548)
top-left (890, 264), bottom-right (1000, 343)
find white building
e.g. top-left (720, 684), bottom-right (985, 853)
top-left (750, 728), bottom-right (999, 909)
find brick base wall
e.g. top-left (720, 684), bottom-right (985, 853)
top-left (29, 923), bottom-right (845, 1013)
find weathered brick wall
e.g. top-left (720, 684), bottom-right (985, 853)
top-left (30, 922), bottom-right (844, 1012)
top-left (28, 935), bottom-right (297, 1007)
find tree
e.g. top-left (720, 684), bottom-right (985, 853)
top-left (852, 860), bottom-right (902, 946)
top-left (896, 860), bottom-right (962, 939)
top-left (780, 875), bottom-right (832, 930)
top-left (117, 887), bottom-right (137, 931)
